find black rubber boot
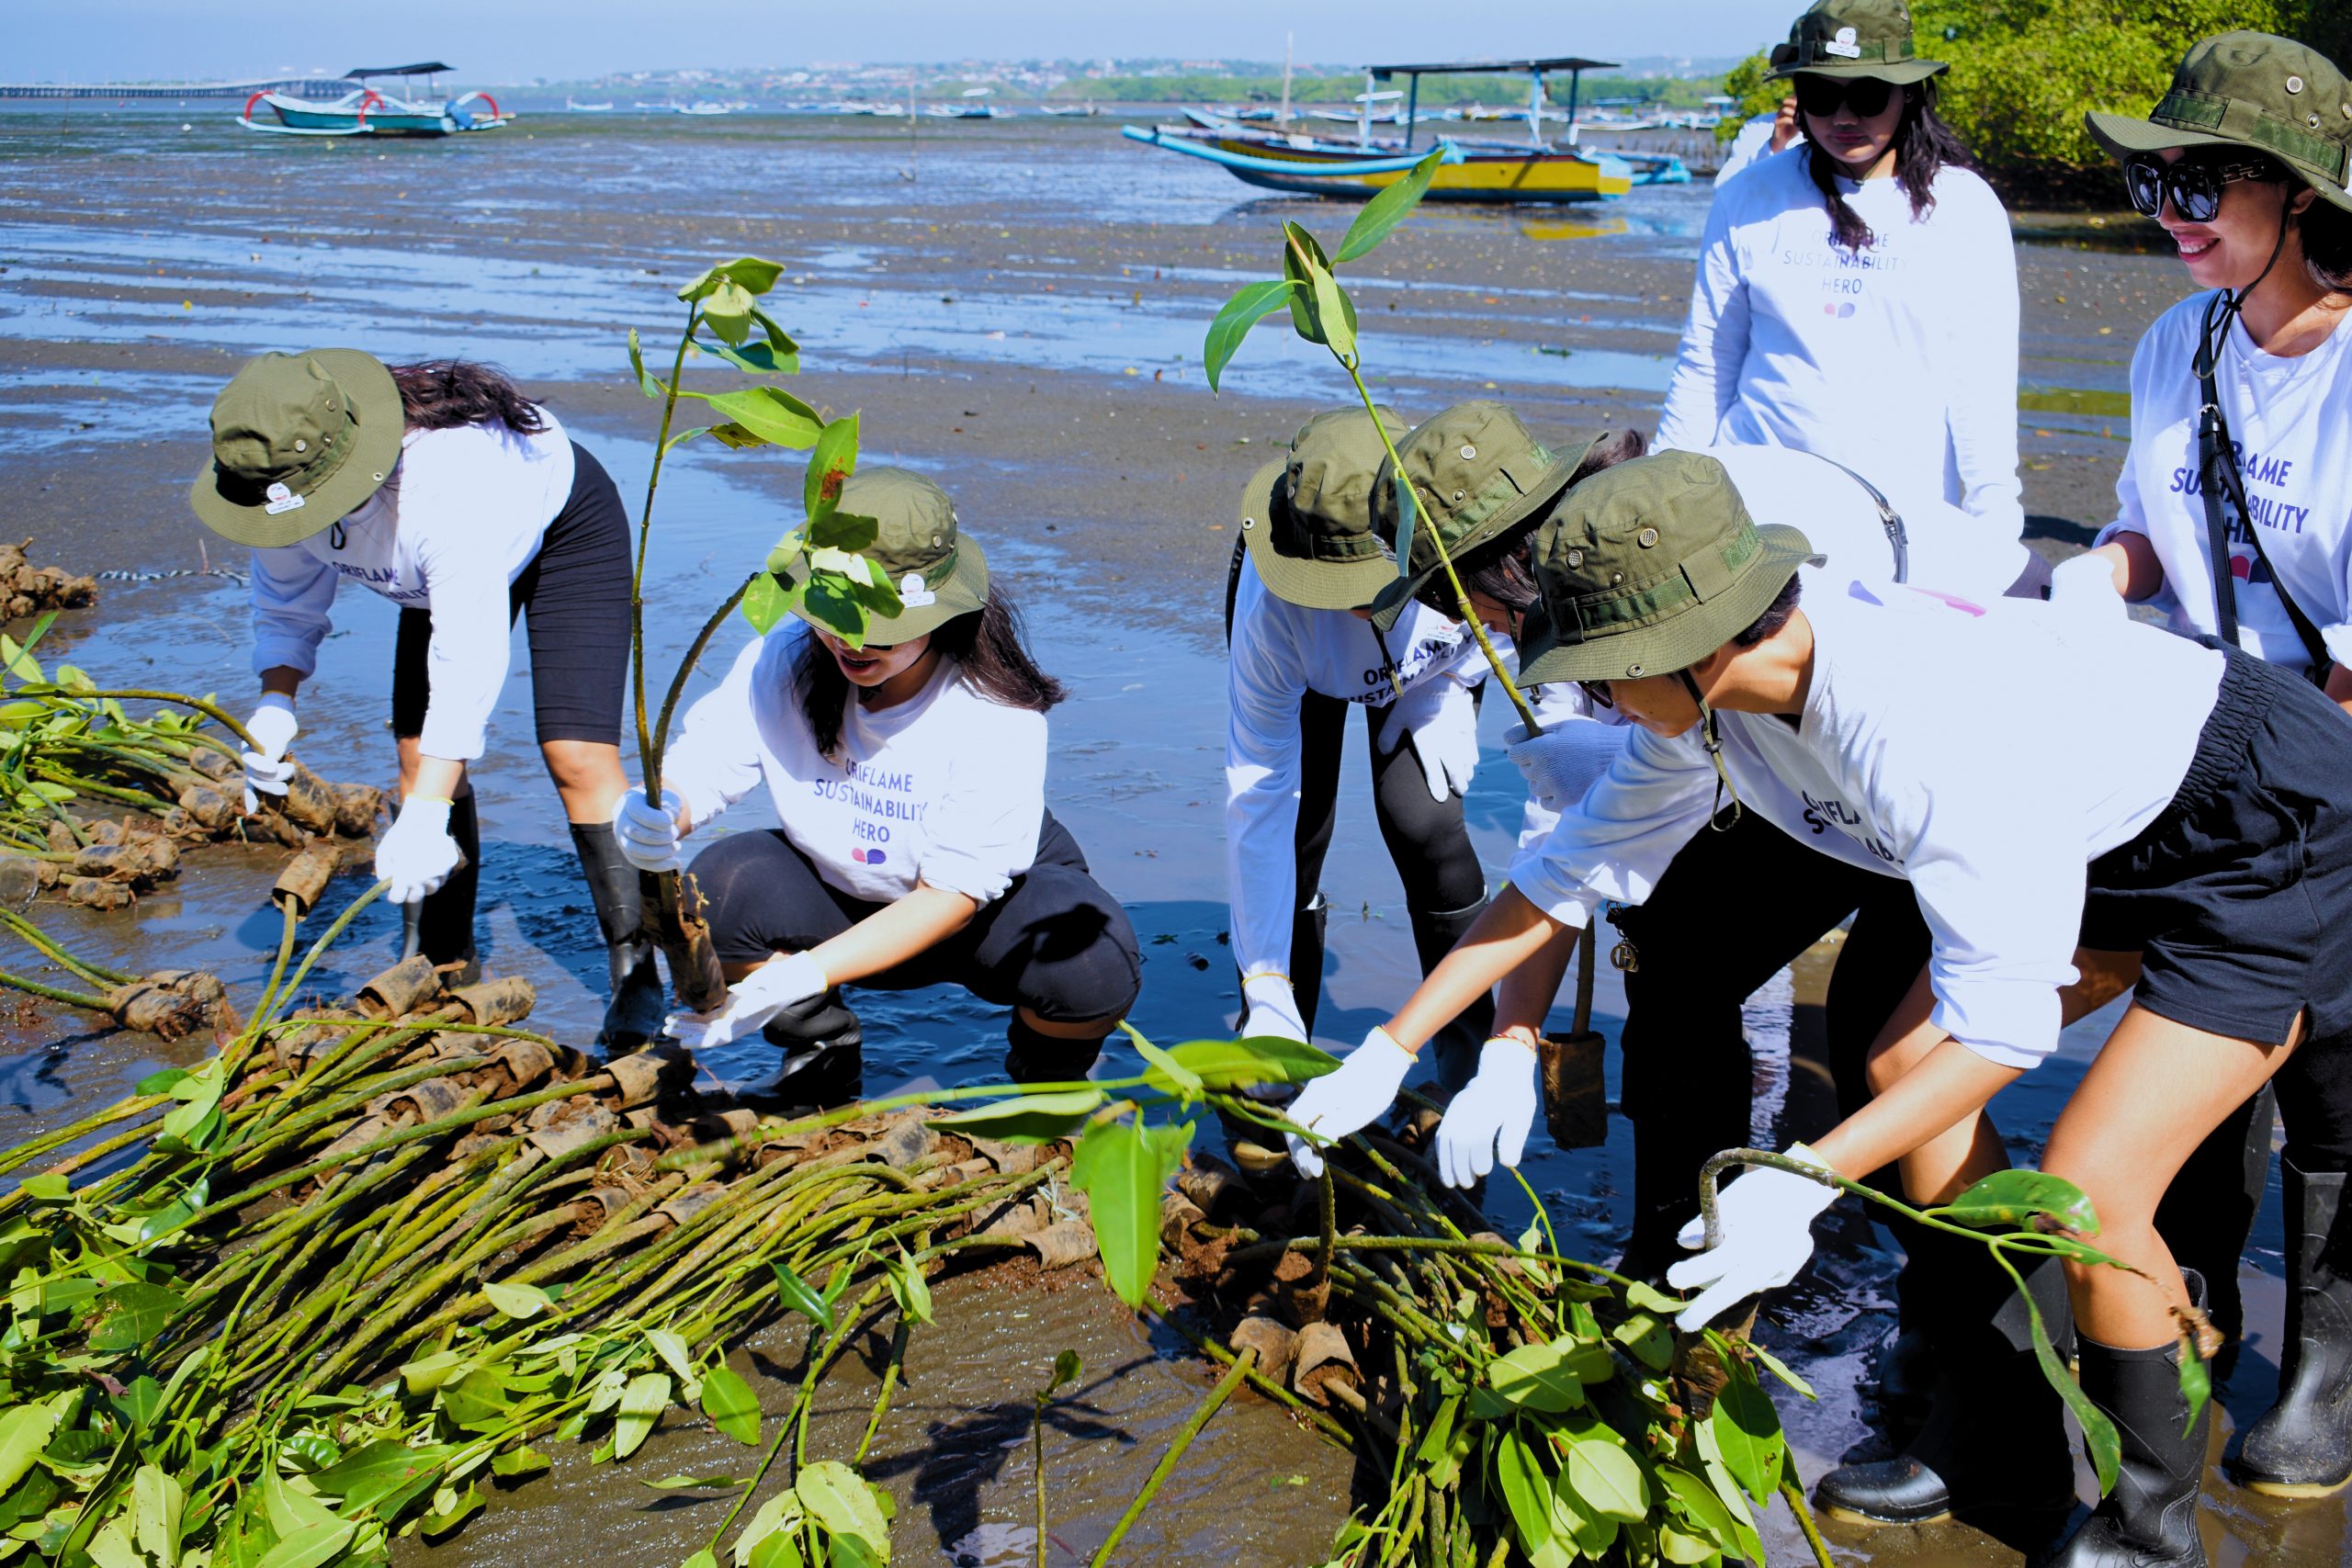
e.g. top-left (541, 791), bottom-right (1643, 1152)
top-left (1004, 1015), bottom-right (1104, 1086)
top-left (1815, 1250), bottom-right (2078, 1525)
top-left (1616, 1089), bottom-right (1751, 1286)
top-left (2050, 1271), bottom-right (2212, 1567)
top-left (569, 823), bottom-right (666, 1053)
top-left (1409, 897), bottom-right (1491, 1093)
top-left (754, 990), bottom-right (865, 1111)
top-left (415, 790), bottom-right (481, 983)
top-left (2233, 1161), bottom-right (2352, 1497)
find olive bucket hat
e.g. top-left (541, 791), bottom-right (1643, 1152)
top-left (1515, 451), bottom-right (1819, 686)
top-left (779, 467), bottom-right (989, 647)
top-left (190, 349), bottom-right (405, 547)
top-left (2085, 31), bottom-right (2352, 214)
top-left (1365, 400), bottom-right (1598, 631)
top-left (1237, 406), bottom-right (1413, 612)
top-left (1765, 0), bottom-right (1947, 85)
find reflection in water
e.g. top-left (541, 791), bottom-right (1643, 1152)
top-left (1519, 215), bottom-right (1632, 243)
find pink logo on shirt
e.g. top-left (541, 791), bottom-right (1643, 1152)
top-left (1822, 302), bottom-right (1856, 318)
top-left (852, 848), bottom-right (888, 864)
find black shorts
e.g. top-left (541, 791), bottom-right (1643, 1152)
top-left (2083, 648), bottom-right (2352, 1048)
top-left (689, 812), bottom-right (1143, 1025)
top-left (391, 440), bottom-right (632, 748)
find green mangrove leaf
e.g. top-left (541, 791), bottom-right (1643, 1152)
top-left (793, 1461), bottom-right (888, 1552)
top-left (885, 1251), bottom-right (933, 1326)
top-left (1163, 1035), bottom-right (1338, 1091)
top-left (730, 1486), bottom-right (806, 1566)
top-left (771, 1262), bottom-right (835, 1332)
top-left (1390, 471), bottom-right (1417, 577)
top-left (1202, 278), bottom-right (1299, 394)
top-left (2020, 1259), bottom-right (2120, 1493)
top-left (440, 1367), bottom-right (512, 1431)
top-left (644, 1474), bottom-right (750, 1490)
top-left (1413, 1395), bottom-right (1460, 1466)
top-left (1657, 1522), bottom-right (1714, 1564)
top-left (662, 425), bottom-right (712, 457)
top-left (797, 576), bottom-right (869, 646)
top-left (1120, 1023), bottom-right (1201, 1101)
top-left (704, 338), bottom-right (798, 377)
top-left (1491, 1427), bottom-right (1556, 1555)
top-left (400, 1349), bottom-right (467, 1396)
top-left (1564, 1436), bottom-right (1649, 1522)
top-left (1610, 1312), bottom-right (1673, 1371)
top-left (483, 1280), bottom-right (552, 1319)
top-left (1279, 222), bottom-right (1337, 345)
top-left (1655, 1465), bottom-right (1738, 1551)
top-left (1930, 1169), bottom-right (2099, 1234)
top-left (137, 1177), bottom-right (209, 1245)
top-left (929, 1088), bottom-right (1104, 1145)
top-left (1550, 1481), bottom-right (1618, 1559)
top-left (614, 1372), bottom-right (671, 1461)
top-left (694, 386), bottom-right (825, 450)
top-left (1335, 145), bottom-right (1448, 263)
top-left (741, 573), bottom-right (796, 636)
top-left (420, 1483), bottom-right (483, 1539)
top-left (701, 280), bottom-right (757, 345)
top-left (1070, 1118), bottom-right (1193, 1308)
top-left (628, 328), bottom-right (663, 399)
top-left (1737, 1337), bottom-right (1815, 1400)
top-left (1047, 1349), bottom-right (1082, 1394)
top-left (807, 511), bottom-right (878, 554)
top-left (0, 1404), bottom-right (60, 1506)
top-left (108, 1375), bottom-right (164, 1433)
top-left (1310, 269), bottom-right (1356, 364)
top-left (678, 257), bottom-right (786, 304)
top-left (749, 1532), bottom-right (806, 1568)
top-left (492, 1447), bottom-right (550, 1481)
top-left (86, 1282), bottom-right (183, 1353)
top-left (804, 414), bottom-right (861, 518)
top-left (699, 1365), bottom-right (762, 1445)
top-left (86, 1516), bottom-right (141, 1568)
top-left (2178, 1330), bottom-right (2211, 1436)
top-left (1623, 1280), bottom-right (1685, 1316)
top-left (683, 1553), bottom-right (720, 1568)
top-left (308, 1440), bottom-right (455, 1518)
top-left (647, 1328), bottom-right (697, 1391)
top-left (1485, 1338), bottom-right (1586, 1414)
top-left (1703, 1377), bottom-right (1784, 1504)
top-left (253, 1518), bottom-right (353, 1568)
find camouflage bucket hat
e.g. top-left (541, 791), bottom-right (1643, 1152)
top-left (2085, 31), bottom-right (2352, 214)
top-left (190, 349), bottom-right (405, 547)
top-left (1364, 400), bottom-right (1598, 631)
top-left (1237, 406), bottom-right (1412, 612)
top-left (1766, 0), bottom-right (1946, 85)
top-left (781, 467), bottom-right (989, 647)
top-left (1515, 452), bottom-right (1820, 686)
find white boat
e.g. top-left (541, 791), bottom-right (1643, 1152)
top-left (239, 64), bottom-right (511, 138)
top-left (677, 100), bottom-right (729, 116)
top-left (1038, 103), bottom-right (1102, 117)
top-left (565, 96), bottom-right (614, 112)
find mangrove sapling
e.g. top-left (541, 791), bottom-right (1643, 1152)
top-left (623, 258), bottom-right (902, 1013)
top-left (1696, 1146), bottom-right (2200, 1500)
top-left (1033, 1349), bottom-right (1081, 1568)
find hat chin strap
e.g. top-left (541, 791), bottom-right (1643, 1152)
top-left (2195, 205), bottom-right (2294, 380)
top-left (1679, 670), bottom-right (1743, 830)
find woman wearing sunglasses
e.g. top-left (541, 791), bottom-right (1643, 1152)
top-left (2047, 31), bottom-right (2352, 1512)
top-left (1656, 0), bottom-right (2023, 549)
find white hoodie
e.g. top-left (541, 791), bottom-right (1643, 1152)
top-left (1656, 147), bottom-right (2022, 540)
top-left (1509, 579), bottom-right (2222, 1068)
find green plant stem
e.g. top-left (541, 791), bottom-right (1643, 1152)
top-left (1339, 361), bottom-right (1539, 734)
top-left (855, 1320), bottom-right (909, 1469)
top-left (38, 691), bottom-right (260, 751)
top-left (633, 303), bottom-right (700, 795)
top-left (647, 572), bottom-right (755, 795)
top-left (1090, 1347), bottom-right (1256, 1566)
top-left (0, 968), bottom-right (108, 1010)
top-left (1779, 1473), bottom-right (1836, 1568)
top-left (0, 910), bottom-right (130, 987)
top-left (248, 900), bottom-right (303, 1032)
top-left (241, 878), bottom-right (387, 1048)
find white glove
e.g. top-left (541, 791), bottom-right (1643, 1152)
top-left (1240, 973), bottom-right (1309, 1045)
top-left (1502, 719), bottom-right (1626, 816)
top-left (1665, 1143), bottom-right (1840, 1332)
top-left (377, 795), bottom-right (465, 908)
top-left (663, 952), bottom-right (828, 1050)
top-left (1284, 1027), bottom-right (1414, 1177)
top-left (1375, 679), bottom-right (1479, 802)
top-left (2049, 552), bottom-right (2126, 622)
top-left (614, 785), bottom-right (686, 874)
top-left (1435, 1036), bottom-right (1538, 1188)
top-left (240, 694), bottom-right (300, 814)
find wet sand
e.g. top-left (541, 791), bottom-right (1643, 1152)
top-left (0, 106), bottom-right (2333, 1565)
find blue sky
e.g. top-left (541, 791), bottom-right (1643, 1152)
top-left (7, 1), bottom-right (1796, 84)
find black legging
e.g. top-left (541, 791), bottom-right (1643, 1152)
top-left (690, 813), bottom-right (1142, 1026)
top-left (390, 441), bottom-right (632, 746)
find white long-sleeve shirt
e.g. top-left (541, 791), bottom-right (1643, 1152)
top-left (1509, 578), bottom-right (2222, 1069)
top-left (1713, 113), bottom-right (1802, 188)
top-left (1225, 555), bottom-right (1495, 980)
top-left (1655, 148), bottom-right (2023, 540)
top-left (2097, 291), bottom-right (2352, 678)
top-left (249, 413), bottom-right (575, 761)
top-left (665, 624), bottom-right (1046, 907)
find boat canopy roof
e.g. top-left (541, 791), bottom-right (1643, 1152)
top-left (344, 62), bottom-right (454, 79)
top-left (1364, 57), bottom-right (1618, 79)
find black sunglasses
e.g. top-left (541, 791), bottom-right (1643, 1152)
top-left (1577, 680), bottom-right (1615, 710)
top-left (1793, 74), bottom-right (1895, 119)
top-left (2121, 152), bottom-right (2272, 223)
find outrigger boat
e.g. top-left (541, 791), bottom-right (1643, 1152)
top-left (1124, 54), bottom-right (1687, 203)
top-left (240, 62), bottom-right (509, 137)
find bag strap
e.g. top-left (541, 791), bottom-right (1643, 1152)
top-left (1815, 456), bottom-right (1910, 583)
top-left (2195, 292), bottom-right (2333, 680)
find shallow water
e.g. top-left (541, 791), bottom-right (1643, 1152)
top-left (0, 107), bottom-right (2333, 1565)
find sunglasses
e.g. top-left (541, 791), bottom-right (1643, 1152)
top-left (1793, 74), bottom-right (1895, 119)
top-left (2121, 153), bottom-right (2272, 223)
top-left (1577, 680), bottom-right (1615, 710)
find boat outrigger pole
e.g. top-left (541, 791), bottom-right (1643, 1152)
top-left (1366, 56), bottom-right (1615, 155)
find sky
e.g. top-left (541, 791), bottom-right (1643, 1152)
top-left (6, 1), bottom-right (1797, 85)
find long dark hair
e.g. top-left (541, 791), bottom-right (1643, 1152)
top-left (793, 588), bottom-right (1066, 761)
top-left (1411, 428), bottom-right (1649, 618)
top-left (1805, 78), bottom-right (1974, 253)
top-left (388, 360), bottom-right (548, 434)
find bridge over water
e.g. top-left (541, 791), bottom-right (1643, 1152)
top-left (0, 79), bottom-right (347, 102)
